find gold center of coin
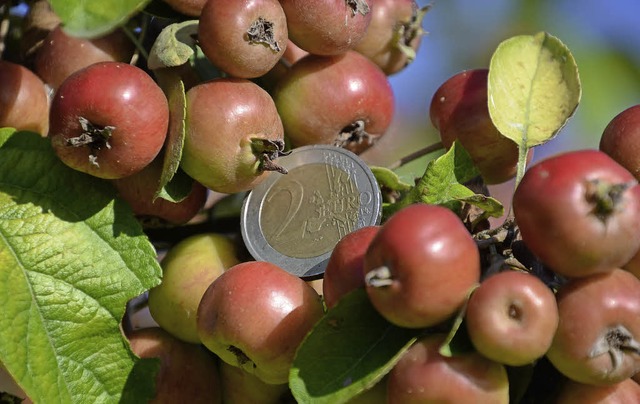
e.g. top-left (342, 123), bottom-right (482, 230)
top-left (260, 163), bottom-right (361, 258)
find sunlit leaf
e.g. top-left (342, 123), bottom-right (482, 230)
top-left (49, 0), bottom-right (152, 38)
top-left (290, 289), bottom-right (421, 404)
top-left (488, 31), bottom-right (581, 148)
top-left (0, 133), bottom-right (162, 403)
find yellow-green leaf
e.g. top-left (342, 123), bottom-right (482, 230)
top-left (488, 31), bottom-right (581, 147)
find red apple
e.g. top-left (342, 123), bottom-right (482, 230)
top-left (273, 51), bottom-right (394, 154)
top-left (323, 225), bottom-right (380, 309)
top-left (197, 261), bottom-right (325, 384)
top-left (0, 60), bottom-right (49, 135)
top-left (599, 104), bottom-right (640, 181)
top-left (363, 203), bottom-right (481, 328)
top-left (554, 378), bottom-right (640, 403)
top-left (218, 360), bottom-right (289, 404)
top-left (465, 270), bottom-right (559, 366)
top-left (127, 327), bottom-right (222, 403)
top-left (430, 68), bottom-right (525, 184)
top-left (387, 334), bottom-right (510, 403)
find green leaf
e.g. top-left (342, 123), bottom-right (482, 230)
top-left (387, 142), bottom-right (503, 219)
top-left (290, 289), bottom-right (421, 404)
top-left (370, 166), bottom-right (413, 193)
top-left (0, 127), bottom-right (16, 147)
top-left (49, 0), bottom-right (152, 38)
top-left (148, 20), bottom-right (199, 70)
top-left (488, 31), bottom-right (581, 148)
top-left (0, 133), bottom-right (162, 403)
top-left (153, 69), bottom-right (190, 202)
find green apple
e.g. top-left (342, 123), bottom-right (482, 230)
top-left (148, 233), bottom-right (240, 343)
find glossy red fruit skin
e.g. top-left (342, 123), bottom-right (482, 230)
top-left (34, 25), bottom-right (134, 90)
top-left (0, 61), bottom-right (49, 135)
top-left (387, 334), bottom-right (510, 404)
top-left (554, 378), bottom-right (640, 404)
top-left (322, 225), bottom-right (380, 309)
top-left (430, 69), bottom-right (523, 184)
top-left (465, 270), bottom-right (559, 367)
top-left (353, 0), bottom-right (424, 75)
top-left (49, 62), bottom-right (169, 179)
top-left (599, 104), bottom-right (640, 181)
top-left (363, 203), bottom-right (481, 329)
top-left (161, 0), bottom-right (207, 16)
top-left (273, 51), bottom-right (394, 154)
top-left (546, 269), bottom-right (640, 385)
top-left (112, 158), bottom-right (208, 226)
top-left (512, 149), bottom-right (640, 278)
top-left (198, 0), bottom-right (287, 79)
top-left (196, 261), bottom-right (325, 385)
top-left (279, 0), bottom-right (372, 56)
top-left (180, 77), bottom-right (285, 194)
top-left (127, 327), bottom-right (222, 404)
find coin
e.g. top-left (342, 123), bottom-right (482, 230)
top-left (241, 145), bottom-right (382, 279)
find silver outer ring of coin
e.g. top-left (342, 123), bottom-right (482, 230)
top-left (241, 145), bottom-right (382, 279)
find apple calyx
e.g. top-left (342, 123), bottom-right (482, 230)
top-left (588, 324), bottom-right (640, 372)
top-left (346, 0), bottom-right (371, 17)
top-left (585, 178), bottom-right (636, 221)
top-left (335, 120), bottom-right (377, 149)
top-left (364, 265), bottom-right (394, 287)
top-left (228, 345), bottom-right (255, 368)
top-left (246, 17), bottom-right (281, 52)
top-left (66, 116), bottom-right (114, 167)
top-left (251, 138), bottom-right (289, 174)
top-left (394, 4), bottom-right (431, 61)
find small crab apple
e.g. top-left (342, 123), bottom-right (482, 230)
top-left (430, 68), bottom-right (527, 185)
top-left (599, 104), bottom-right (640, 181)
top-left (323, 225), bottom-right (380, 309)
top-left (554, 378), bottom-right (640, 404)
top-left (218, 360), bottom-right (289, 404)
top-left (353, 0), bottom-right (429, 75)
top-left (387, 334), bottom-right (510, 404)
top-left (112, 157), bottom-right (208, 227)
top-left (0, 60), bottom-right (49, 135)
top-left (546, 269), bottom-right (640, 385)
top-left (465, 270), bottom-right (559, 367)
top-left (34, 24), bottom-right (134, 90)
top-left (273, 51), bottom-right (394, 154)
top-left (197, 261), bottom-right (325, 384)
top-left (512, 149), bottom-right (640, 278)
top-left (180, 77), bottom-right (287, 194)
top-left (363, 203), bottom-right (481, 329)
top-left (279, 0), bottom-right (372, 56)
top-left (161, 0), bottom-right (207, 16)
top-left (148, 233), bottom-right (240, 344)
top-left (198, 0), bottom-right (288, 78)
top-left (49, 62), bottom-right (169, 179)
top-left (127, 327), bottom-right (222, 403)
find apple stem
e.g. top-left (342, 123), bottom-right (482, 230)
top-left (246, 17), bottom-right (281, 53)
top-left (364, 265), bottom-right (394, 288)
top-left (386, 140), bottom-right (444, 170)
top-left (251, 138), bottom-right (290, 174)
top-left (346, 0), bottom-right (371, 17)
top-left (588, 325), bottom-right (640, 372)
top-left (66, 116), bottom-right (114, 167)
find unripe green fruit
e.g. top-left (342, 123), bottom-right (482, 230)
top-left (148, 233), bottom-right (240, 343)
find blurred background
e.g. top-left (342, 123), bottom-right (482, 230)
top-left (363, 0), bottom-right (640, 201)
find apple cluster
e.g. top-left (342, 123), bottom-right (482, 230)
top-left (4, 0), bottom-right (640, 403)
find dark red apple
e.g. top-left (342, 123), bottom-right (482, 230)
top-left (0, 60), bottom-right (49, 135)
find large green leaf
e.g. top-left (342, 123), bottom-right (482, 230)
top-left (49, 0), bottom-right (152, 38)
top-left (0, 132), bottom-right (162, 403)
top-left (290, 289), bottom-right (421, 404)
top-left (488, 31), bottom-right (581, 148)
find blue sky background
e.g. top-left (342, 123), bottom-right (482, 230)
top-left (370, 0), bottom-right (640, 169)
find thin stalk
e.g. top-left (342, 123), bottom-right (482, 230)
top-left (386, 141), bottom-right (444, 170)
